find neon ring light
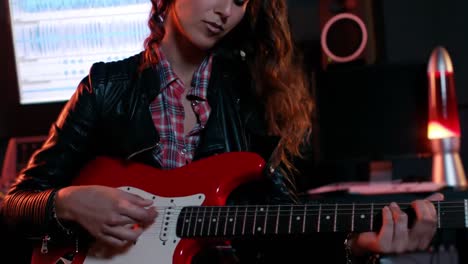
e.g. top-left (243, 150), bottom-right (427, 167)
top-left (321, 12), bottom-right (368, 63)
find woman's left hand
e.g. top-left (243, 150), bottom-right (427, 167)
top-left (350, 192), bottom-right (444, 255)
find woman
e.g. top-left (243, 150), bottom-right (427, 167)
top-left (2, 0), bottom-right (440, 263)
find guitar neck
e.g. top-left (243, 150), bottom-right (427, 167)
top-left (176, 200), bottom-right (468, 238)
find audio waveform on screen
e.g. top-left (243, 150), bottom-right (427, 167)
top-left (8, 0), bottom-right (151, 104)
top-left (14, 17), bottom-right (148, 58)
top-left (13, 0), bottom-right (148, 12)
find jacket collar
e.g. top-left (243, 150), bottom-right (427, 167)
top-left (123, 51), bottom-right (271, 162)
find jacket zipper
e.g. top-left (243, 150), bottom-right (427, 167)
top-left (41, 235), bottom-right (50, 254)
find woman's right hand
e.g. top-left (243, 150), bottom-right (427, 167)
top-left (55, 185), bottom-right (157, 247)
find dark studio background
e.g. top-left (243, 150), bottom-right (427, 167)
top-left (1, 0), bottom-right (468, 183)
top-left (1, 0), bottom-right (468, 262)
top-left (287, 0), bottom-right (468, 188)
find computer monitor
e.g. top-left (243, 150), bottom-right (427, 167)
top-left (0, 0), bottom-right (152, 137)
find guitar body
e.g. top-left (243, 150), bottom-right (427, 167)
top-left (31, 152), bottom-right (266, 264)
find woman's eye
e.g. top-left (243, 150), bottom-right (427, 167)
top-left (234, 0), bottom-right (247, 7)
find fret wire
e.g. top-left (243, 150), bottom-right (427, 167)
top-left (194, 207), bottom-right (201, 237)
top-left (275, 205), bottom-right (280, 234)
top-left (202, 207), bottom-right (209, 237)
top-left (317, 204), bottom-right (322, 232)
top-left (207, 207), bottom-right (214, 236)
top-left (289, 206), bottom-right (293, 234)
top-left (186, 207), bottom-right (193, 237)
top-left (333, 203), bottom-right (337, 232)
top-left (223, 206), bottom-right (229, 236)
top-left (263, 205), bottom-right (269, 235)
top-left (253, 205), bottom-right (258, 234)
top-left (351, 203), bottom-right (355, 232)
top-left (215, 206), bottom-right (221, 236)
top-left (370, 203), bottom-right (374, 232)
top-left (180, 208), bottom-right (187, 236)
top-left (233, 206), bottom-right (238, 236)
top-left (242, 206), bottom-right (248, 235)
top-left (302, 204), bottom-right (307, 233)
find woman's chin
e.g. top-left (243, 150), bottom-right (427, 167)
top-left (190, 36), bottom-right (221, 52)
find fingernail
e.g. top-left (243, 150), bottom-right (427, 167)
top-left (390, 202), bottom-right (399, 208)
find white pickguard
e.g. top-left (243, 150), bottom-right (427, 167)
top-left (83, 186), bottom-right (205, 264)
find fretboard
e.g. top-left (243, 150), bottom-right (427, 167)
top-left (175, 200), bottom-right (468, 238)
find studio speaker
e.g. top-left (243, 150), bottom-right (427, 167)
top-left (319, 0), bottom-right (381, 69)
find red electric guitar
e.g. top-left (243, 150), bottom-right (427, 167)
top-left (31, 152), bottom-right (467, 264)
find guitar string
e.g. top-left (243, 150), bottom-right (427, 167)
top-left (175, 209), bottom-right (468, 217)
top-left (145, 202), bottom-right (467, 209)
top-left (147, 205), bottom-right (468, 219)
top-left (139, 215), bottom-right (468, 238)
top-left (149, 201), bottom-right (467, 210)
top-left (135, 206), bottom-right (468, 237)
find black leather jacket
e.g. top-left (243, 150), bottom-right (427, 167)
top-left (1, 51), bottom-right (293, 238)
top-left (1, 50), bottom-right (353, 264)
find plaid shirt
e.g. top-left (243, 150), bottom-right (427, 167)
top-left (150, 47), bottom-right (213, 169)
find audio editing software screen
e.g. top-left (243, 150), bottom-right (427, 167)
top-left (8, 0), bottom-right (151, 104)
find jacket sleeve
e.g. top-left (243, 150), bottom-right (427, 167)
top-left (1, 65), bottom-right (103, 238)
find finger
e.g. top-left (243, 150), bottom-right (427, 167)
top-left (389, 202), bottom-right (409, 253)
top-left (142, 207), bottom-right (158, 226)
top-left (354, 232), bottom-right (379, 254)
top-left (407, 200), bottom-right (429, 251)
top-left (426, 199), bottom-right (437, 220)
top-left (106, 214), bottom-right (138, 226)
top-left (409, 220), bottom-right (436, 251)
top-left (375, 206), bottom-right (394, 253)
top-left (411, 200), bottom-right (430, 223)
top-left (412, 199), bottom-right (435, 222)
top-left (418, 227), bottom-right (437, 250)
top-left (425, 192), bottom-right (444, 202)
top-left (410, 200), bottom-right (437, 250)
top-left (118, 203), bottom-right (157, 224)
top-left (122, 191), bottom-right (154, 207)
top-left (102, 224), bottom-right (144, 243)
top-left (117, 209), bottom-right (157, 229)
